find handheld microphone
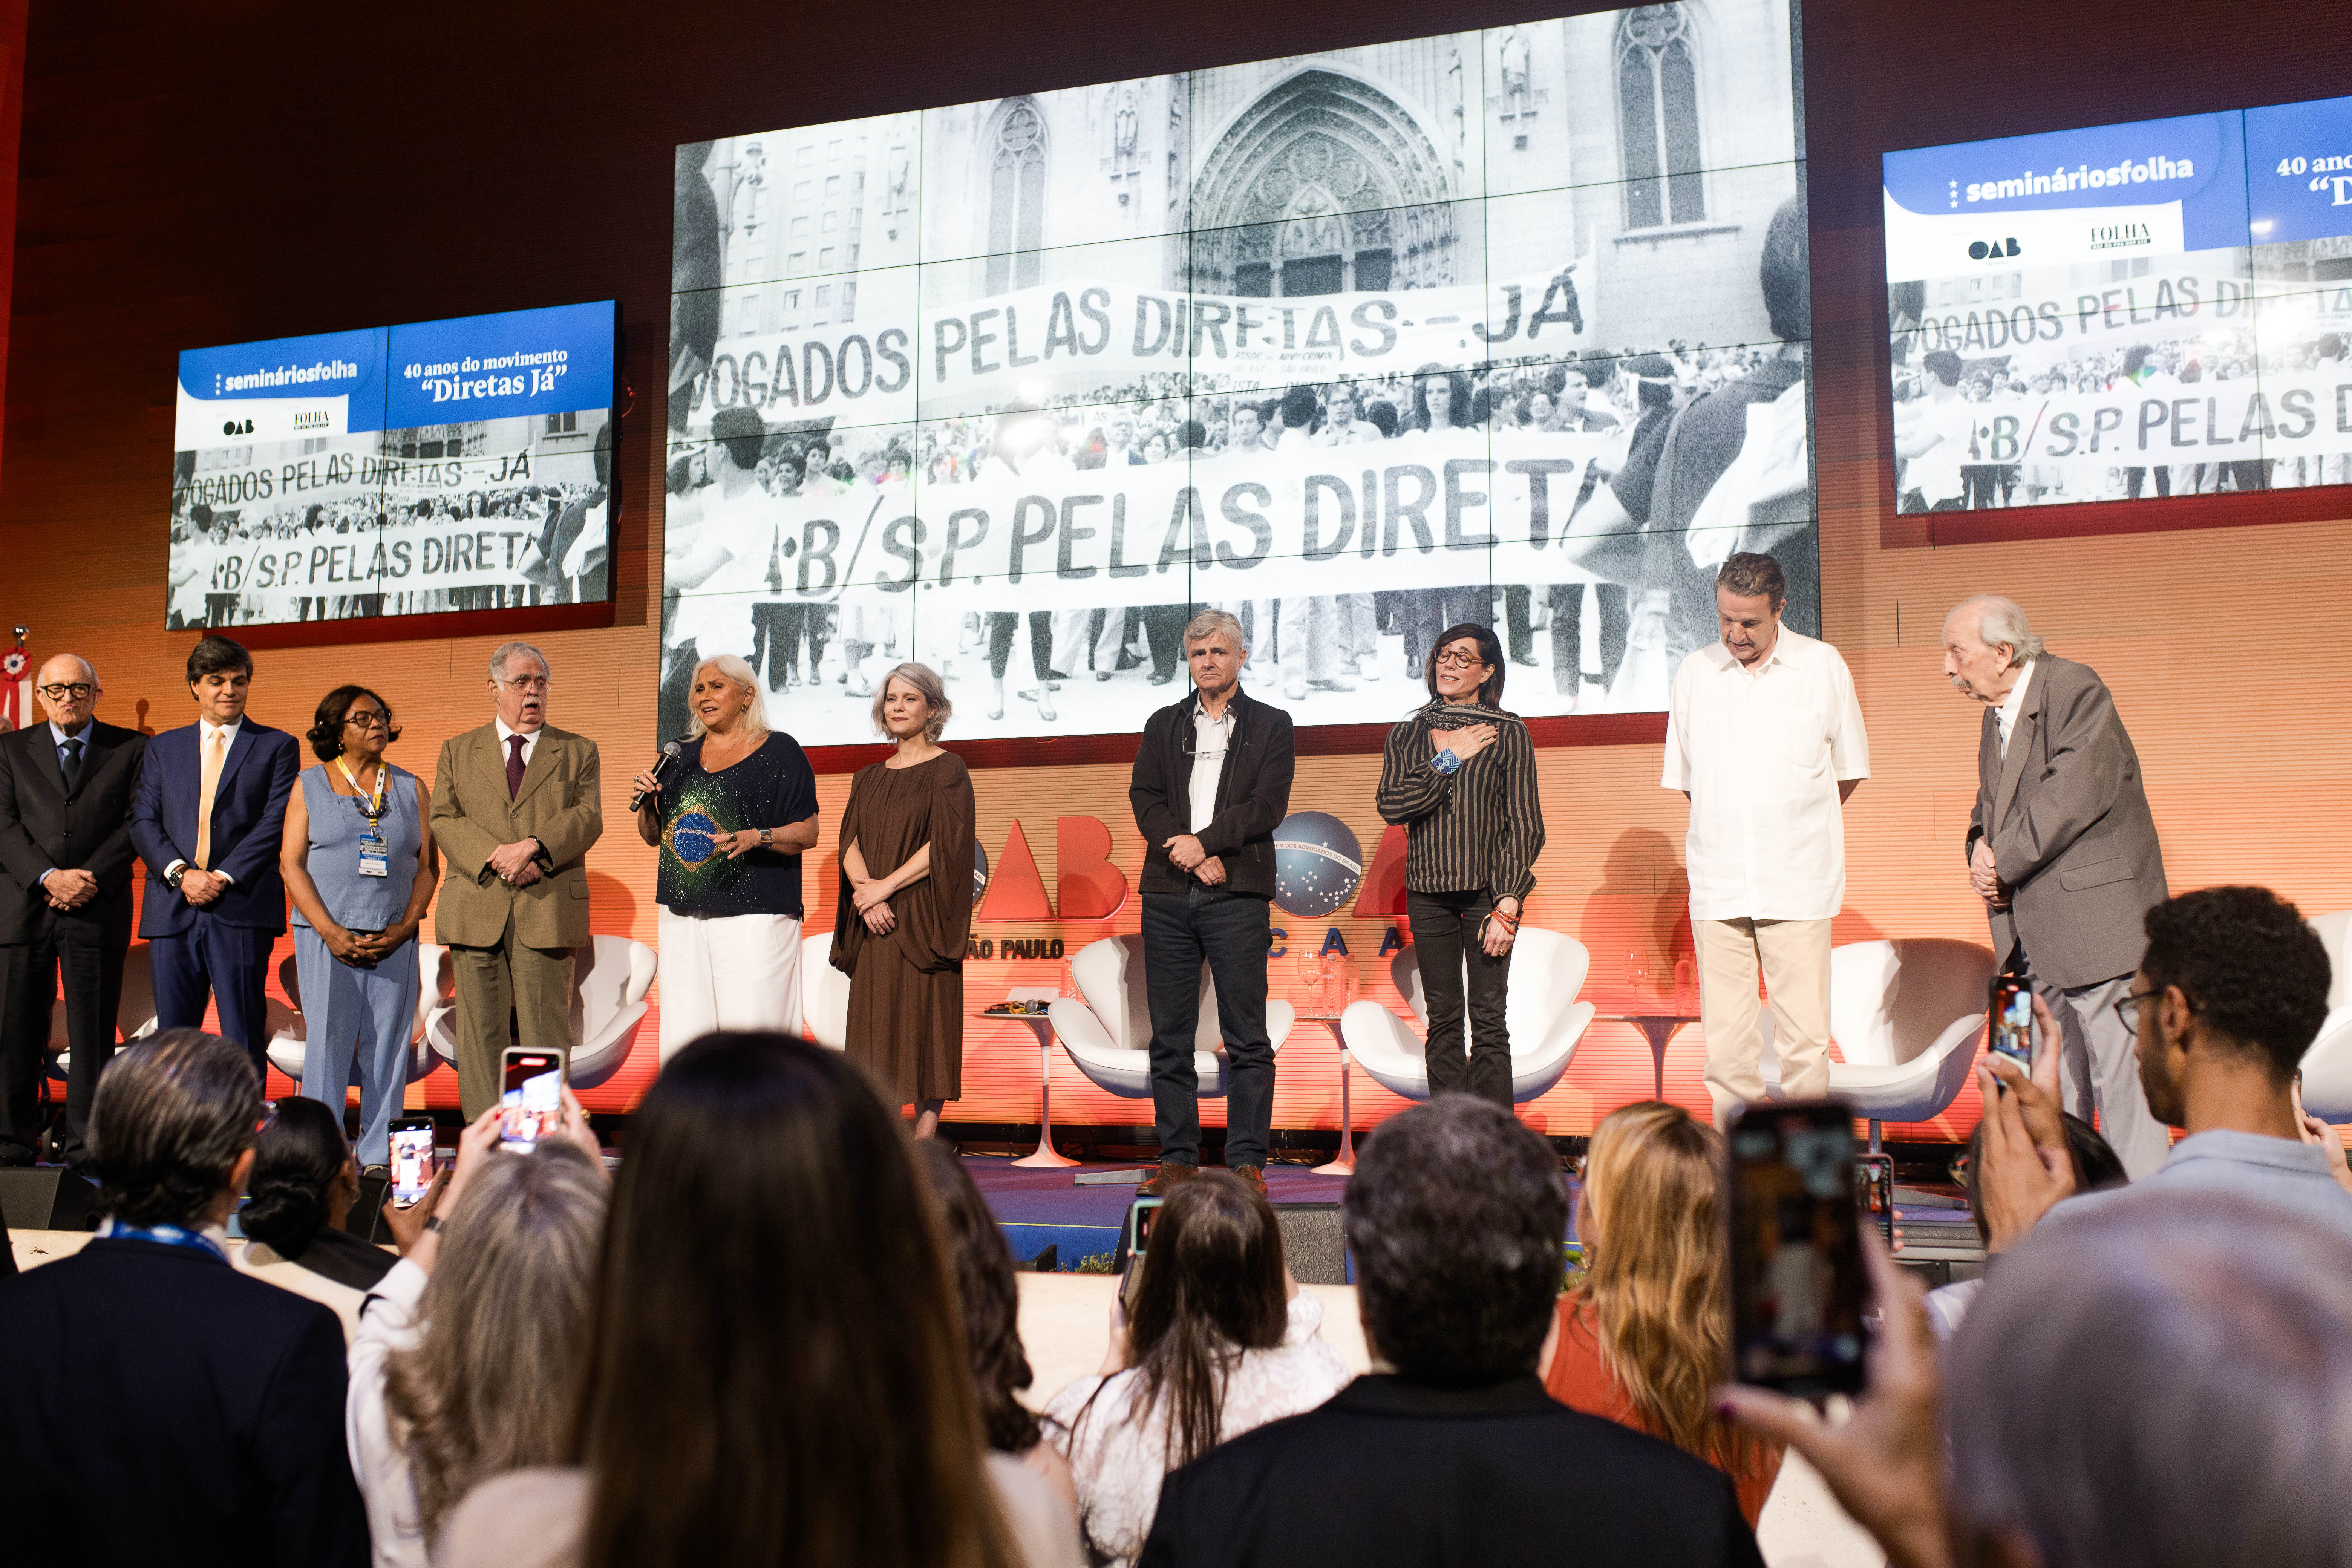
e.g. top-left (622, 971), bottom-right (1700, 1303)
top-left (629, 740), bottom-right (686, 812)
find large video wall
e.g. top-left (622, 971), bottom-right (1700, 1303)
top-left (666, 2), bottom-right (1812, 746)
top-left (1884, 93), bottom-right (2352, 518)
top-left (169, 301), bottom-right (617, 629)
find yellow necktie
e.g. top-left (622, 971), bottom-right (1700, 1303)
top-left (195, 727), bottom-right (228, 870)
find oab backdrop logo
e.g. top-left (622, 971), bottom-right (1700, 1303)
top-left (1967, 237), bottom-right (2021, 261)
top-left (1272, 811), bottom-right (1363, 920)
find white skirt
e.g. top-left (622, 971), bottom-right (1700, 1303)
top-left (656, 906), bottom-right (803, 1060)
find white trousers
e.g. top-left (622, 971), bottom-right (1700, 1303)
top-left (657, 906), bottom-right (803, 1059)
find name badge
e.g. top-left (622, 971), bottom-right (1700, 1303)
top-left (357, 833), bottom-right (390, 878)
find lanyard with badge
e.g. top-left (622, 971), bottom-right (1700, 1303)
top-left (339, 756), bottom-right (392, 879)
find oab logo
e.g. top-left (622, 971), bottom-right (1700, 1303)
top-left (1967, 237), bottom-right (2021, 261)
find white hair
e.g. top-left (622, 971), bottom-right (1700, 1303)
top-left (1952, 595), bottom-right (2045, 663)
top-left (1182, 609), bottom-right (1247, 654)
top-left (488, 641), bottom-right (551, 682)
top-left (686, 654), bottom-right (770, 741)
top-left (1949, 1195), bottom-right (2352, 1567)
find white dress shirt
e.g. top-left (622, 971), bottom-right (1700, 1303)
top-left (1187, 697), bottom-right (1233, 834)
top-left (1995, 658), bottom-right (2037, 754)
top-left (166, 717), bottom-right (245, 882)
top-left (1661, 626), bottom-right (1870, 922)
top-left (494, 716), bottom-right (541, 771)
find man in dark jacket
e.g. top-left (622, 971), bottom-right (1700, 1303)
top-left (0, 654), bottom-right (147, 1167)
top-left (1140, 1098), bottom-right (1765, 1568)
top-left (0, 1029), bottom-right (369, 1566)
top-left (1127, 609), bottom-right (1295, 1199)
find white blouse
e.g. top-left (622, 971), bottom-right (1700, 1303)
top-left (1041, 1292), bottom-right (1352, 1568)
top-left (347, 1257), bottom-right (433, 1568)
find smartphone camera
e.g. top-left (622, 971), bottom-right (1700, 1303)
top-left (1728, 1099), bottom-right (1871, 1398)
top-left (500, 1049), bottom-right (566, 1152)
top-left (1989, 976), bottom-right (2033, 1069)
top-left (389, 1116), bottom-right (437, 1207)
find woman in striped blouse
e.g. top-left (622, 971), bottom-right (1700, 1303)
top-left (1374, 622), bottom-right (1547, 1107)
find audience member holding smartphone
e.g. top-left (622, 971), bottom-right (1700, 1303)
top-left (916, 1140), bottom-right (1078, 1523)
top-left (1544, 1102), bottom-right (1783, 1525)
top-left (238, 1095), bottom-right (397, 1337)
top-left (435, 1031), bottom-right (1081, 1568)
top-left (349, 1096), bottom-right (608, 1568)
top-left (282, 684), bottom-right (437, 1172)
top-left (1044, 1170), bottom-right (1349, 1568)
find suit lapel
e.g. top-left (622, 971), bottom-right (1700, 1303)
top-left (511, 729), bottom-right (561, 812)
top-left (474, 727), bottom-right (518, 830)
top-left (1992, 675), bottom-right (2043, 826)
top-left (27, 724), bottom-right (69, 796)
top-left (212, 723), bottom-right (260, 802)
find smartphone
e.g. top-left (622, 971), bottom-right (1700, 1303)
top-left (389, 1116), bottom-right (437, 1206)
top-left (1853, 1153), bottom-right (1894, 1248)
top-left (1988, 975), bottom-right (2034, 1069)
top-left (1727, 1099), bottom-right (1871, 1398)
top-left (499, 1048), bottom-right (566, 1152)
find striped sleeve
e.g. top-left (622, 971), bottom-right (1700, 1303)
top-left (1375, 717), bottom-right (1452, 825)
top-left (1490, 723), bottom-right (1545, 902)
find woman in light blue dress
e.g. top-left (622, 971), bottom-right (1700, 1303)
top-left (280, 685), bottom-right (438, 1168)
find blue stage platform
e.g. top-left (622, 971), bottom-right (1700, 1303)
top-left (966, 1156), bottom-right (1353, 1272)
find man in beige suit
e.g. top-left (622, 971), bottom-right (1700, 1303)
top-left (430, 640), bottom-right (604, 1117)
top-left (1943, 595), bottom-right (2170, 1178)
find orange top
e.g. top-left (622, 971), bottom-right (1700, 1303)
top-left (1544, 1297), bottom-right (1783, 1527)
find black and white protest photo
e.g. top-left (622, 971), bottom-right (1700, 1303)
top-left (666, 2), bottom-right (1813, 745)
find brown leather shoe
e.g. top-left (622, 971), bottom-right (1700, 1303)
top-left (1137, 1162), bottom-right (1197, 1197)
top-left (1232, 1164), bottom-right (1268, 1201)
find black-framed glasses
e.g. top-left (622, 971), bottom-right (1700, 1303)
top-left (37, 683), bottom-right (95, 701)
top-left (344, 710), bottom-right (390, 730)
top-left (2112, 988), bottom-right (2163, 1034)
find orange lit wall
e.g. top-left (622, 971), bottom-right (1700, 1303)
top-left (4, 0), bottom-right (2350, 1142)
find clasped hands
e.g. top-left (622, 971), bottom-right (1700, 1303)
top-left (851, 873), bottom-right (898, 934)
top-left (320, 919), bottom-right (418, 970)
top-left (487, 840), bottom-right (543, 888)
top-left (1968, 838), bottom-right (2009, 910)
top-left (1161, 833), bottom-right (1227, 886)
top-left (178, 868), bottom-right (228, 908)
top-left (43, 868), bottom-right (98, 911)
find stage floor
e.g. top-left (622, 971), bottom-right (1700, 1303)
top-left (968, 1155), bottom-right (1353, 1271)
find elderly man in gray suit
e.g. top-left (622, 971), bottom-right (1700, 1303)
top-left (1943, 595), bottom-right (2170, 1177)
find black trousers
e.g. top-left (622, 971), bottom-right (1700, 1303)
top-left (1141, 606), bottom-right (1187, 680)
top-left (748, 602), bottom-right (810, 687)
top-left (985, 611), bottom-right (1057, 680)
top-left (0, 933), bottom-right (127, 1163)
top-left (1141, 888), bottom-right (1275, 1170)
top-left (1547, 582), bottom-right (1629, 694)
top-left (1407, 887), bottom-right (1513, 1108)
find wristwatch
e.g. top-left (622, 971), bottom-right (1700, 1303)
top-left (423, 1215), bottom-right (446, 1234)
top-left (758, 827), bottom-right (773, 848)
top-left (164, 865), bottom-right (186, 890)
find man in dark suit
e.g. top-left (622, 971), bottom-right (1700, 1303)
top-left (1139, 1096), bottom-right (1763, 1568)
top-left (0, 1028), bottom-right (368, 1565)
top-left (0, 655), bottom-right (147, 1167)
top-left (1127, 609), bottom-right (1295, 1201)
top-left (128, 636), bottom-right (301, 1080)
top-left (1943, 594), bottom-right (2171, 1178)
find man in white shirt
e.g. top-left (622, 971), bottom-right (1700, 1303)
top-left (1662, 553), bottom-right (1868, 1126)
top-left (1943, 594), bottom-right (2170, 1176)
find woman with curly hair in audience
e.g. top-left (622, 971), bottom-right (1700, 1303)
top-left (1544, 1101), bottom-right (1784, 1524)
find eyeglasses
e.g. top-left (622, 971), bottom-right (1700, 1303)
top-left (1433, 649), bottom-right (1488, 671)
top-left (2112, 988), bottom-right (2164, 1034)
top-left (37, 683), bottom-right (96, 701)
top-left (343, 710), bottom-right (389, 730)
top-left (501, 676), bottom-right (551, 694)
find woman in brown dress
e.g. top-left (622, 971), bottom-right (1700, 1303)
top-left (832, 662), bottom-right (977, 1139)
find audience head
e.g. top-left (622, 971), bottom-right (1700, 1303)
top-left (386, 1142), bottom-right (609, 1545)
top-left (237, 1096), bottom-right (357, 1259)
top-left (488, 641), bottom-right (552, 733)
top-left (306, 683), bottom-right (401, 762)
top-left (916, 1141), bottom-right (1041, 1455)
top-left (1962, 1109), bottom-right (2126, 1248)
top-left (1948, 1195), bottom-right (2352, 1567)
top-left (1346, 1096), bottom-right (1565, 1387)
top-left (573, 1032), bottom-right (1016, 1568)
top-left (89, 1029), bottom-right (262, 1230)
top-left (1124, 1170), bottom-right (1288, 1468)
top-left (2133, 887), bottom-right (2331, 1126)
top-left (1572, 1102), bottom-right (1747, 1467)
top-left (186, 635), bottom-right (253, 723)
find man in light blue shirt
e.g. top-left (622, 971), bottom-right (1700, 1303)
top-left (1980, 885), bottom-right (2352, 1249)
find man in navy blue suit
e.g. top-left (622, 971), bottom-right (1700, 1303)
top-left (129, 636), bottom-right (300, 1078)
